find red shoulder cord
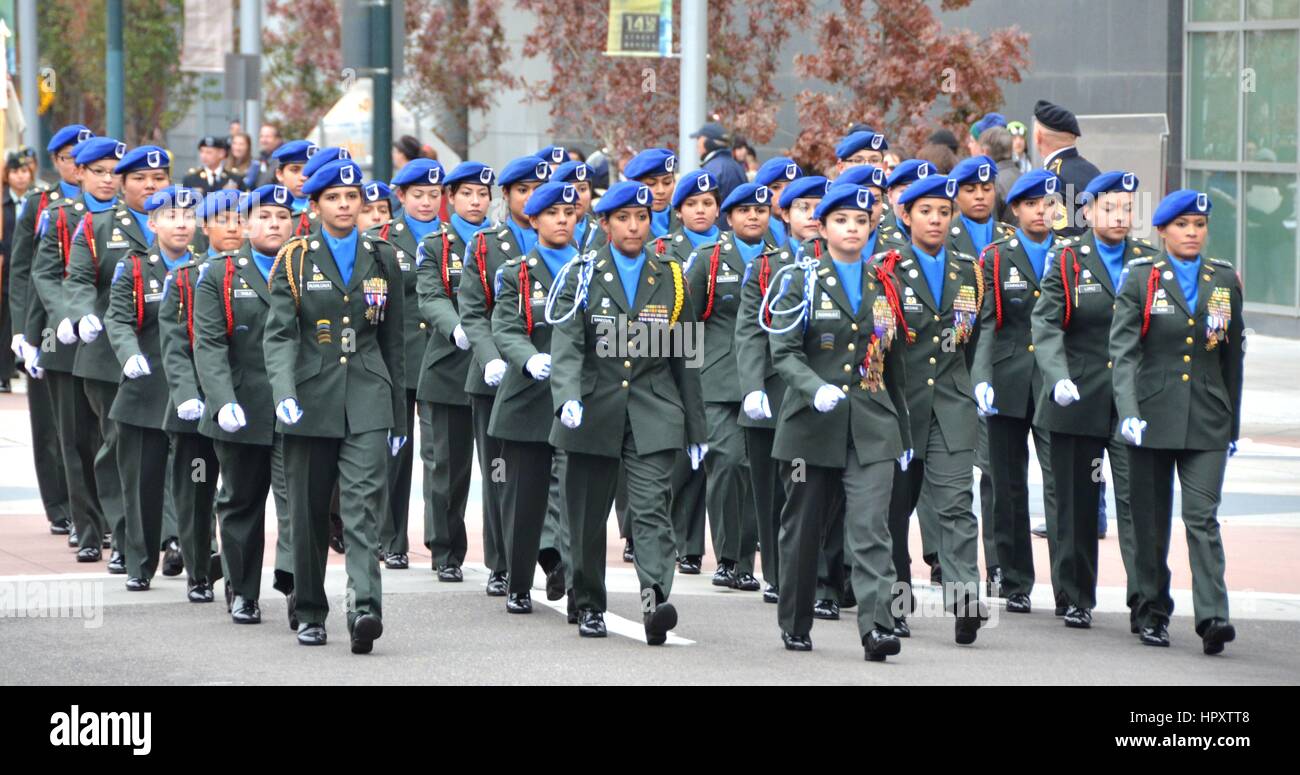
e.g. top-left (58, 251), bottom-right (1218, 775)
top-left (757, 254), bottom-right (773, 327)
top-left (56, 208), bottom-right (72, 275)
top-left (175, 268), bottom-right (195, 346)
top-left (518, 261), bottom-right (534, 336)
top-left (296, 212), bottom-right (310, 236)
top-left (1058, 245), bottom-right (1080, 329)
top-left (872, 250), bottom-right (911, 343)
top-left (813, 240), bottom-right (823, 259)
top-left (701, 243), bottom-right (723, 321)
top-left (85, 212), bottom-right (101, 283)
top-left (980, 244), bottom-right (1004, 330)
top-left (380, 222), bottom-right (391, 241)
top-left (33, 192), bottom-right (48, 236)
top-left (1141, 266), bottom-right (1160, 339)
top-left (439, 233), bottom-right (453, 297)
top-left (131, 256), bottom-right (145, 330)
top-left (223, 259), bottom-right (237, 338)
top-left (654, 238), bottom-right (666, 256)
top-left (474, 232), bottom-right (493, 310)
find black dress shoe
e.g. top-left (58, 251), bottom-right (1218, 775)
top-left (187, 579), bottom-right (215, 603)
top-left (125, 577), bottom-right (150, 592)
top-left (106, 550), bottom-right (126, 574)
top-left (782, 631), bottom-right (812, 651)
top-left (1199, 618), bottom-right (1236, 655)
top-left (545, 563), bottom-right (566, 601)
top-left (506, 592), bottom-right (533, 614)
top-left (841, 578), bottom-right (857, 609)
top-left (436, 565), bottom-right (463, 582)
top-left (578, 609), bottom-right (606, 637)
top-left (208, 553), bottom-right (224, 583)
top-left (955, 611), bottom-right (981, 645)
top-left (1063, 605), bottom-right (1092, 629)
top-left (929, 563), bottom-right (943, 586)
top-left (864, 628), bottom-right (902, 662)
top-left (1006, 593), bottom-right (1032, 613)
top-left (76, 546), bottom-right (101, 563)
top-left (711, 561), bottom-right (737, 588)
top-left (231, 596), bottom-right (261, 624)
top-left (643, 602), bottom-right (677, 646)
top-left (297, 622), bottom-right (327, 646)
top-left (733, 572), bottom-right (760, 592)
top-left (1130, 612), bottom-right (1140, 635)
top-left (287, 590), bottom-right (298, 631)
top-left (763, 584), bottom-right (779, 604)
top-left (1140, 623), bottom-right (1170, 647)
top-left (350, 613), bottom-right (383, 654)
top-left (566, 589), bottom-right (578, 624)
top-left (677, 555), bottom-right (701, 575)
top-left (893, 616), bottom-right (911, 638)
top-left (67, 530), bottom-right (78, 548)
top-left (384, 552), bottom-right (409, 570)
top-left (49, 518), bottom-right (71, 535)
top-left (161, 538), bottom-right (184, 577)
top-left (485, 570), bottom-right (508, 597)
top-left (812, 599), bottom-right (840, 620)
top-left (622, 539), bottom-right (635, 563)
top-left (328, 515), bottom-right (345, 554)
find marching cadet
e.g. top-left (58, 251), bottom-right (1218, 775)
top-left (831, 166), bottom-right (888, 257)
top-left (684, 181), bottom-right (782, 592)
top-left (873, 174), bottom-right (983, 644)
top-left (457, 155), bottom-right (552, 596)
top-left (103, 185), bottom-right (203, 592)
top-left (536, 144), bottom-right (568, 172)
top-left (546, 180), bottom-right (707, 643)
top-left (970, 168), bottom-right (1061, 615)
top-left (358, 181), bottom-right (393, 232)
top-left (552, 160), bottom-right (606, 251)
top-left (263, 158), bottom-right (406, 653)
top-left (765, 184), bottom-right (911, 660)
top-left (781, 175), bottom-right (831, 258)
top-left (489, 180), bottom-right (579, 613)
top-left (369, 160), bottom-right (442, 570)
top-left (7, 125), bottom-right (84, 541)
top-left (833, 130), bottom-right (888, 177)
top-left (181, 136), bottom-right (233, 195)
top-left (415, 160), bottom-right (493, 582)
top-left (269, 139), bottom-right (319, 236)
top-left (623, 148), bottom-right (681, 239)
top-left (877, 160), bottom-right (938, 250)
top-left (1031, 170), bottom-right (1149, 631)
top-left (193, 183), bottom-right (298, 625)
top-left (1110, 189), bottom-right (1243, 655)
top-left (753, 157), bottom-right (803, 249)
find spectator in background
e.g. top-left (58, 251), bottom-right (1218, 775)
top-left (881, 151), bottom-right (901, 178)
top-left (567, 146), bottom-right (586, 164)
top-left (916, 142), bottom-right (957, 174)
top-left (732, 136), bottom-right (760, 180)
top-left (691, 121), bottom-right (748, 210)
top-left (928, 128), bottom-right (961, 157)
top-left (1007, 120), bottom-right (1033, 173)
top-left (980, 126), bottom-right (1022, 224)
top-left (392, 135), bottom-right (435, 171)
top-left (0, 152), bottom-right (35, 390)
top-left (968, 113), bottom-right (1007, 158)
top-left (247, 123), bottom-right (284, 188)
top-left (225, 132), bottom-right (254, 188)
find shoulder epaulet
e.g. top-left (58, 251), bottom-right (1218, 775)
top-left (1139, 237), bottom-right (1153, 246)
top-left (1209, 257), bottom-right (1233, 268)
top-left (953, 251), bottom-right (975, 262)
top-left (279, 236), bottom-right (309, 255)
top-left (496, 229), bottom-right (509, 239)
top-left (1129, 256), bottom-right (1154, 266)
top-left (504, 255), bottom-right (523, 268)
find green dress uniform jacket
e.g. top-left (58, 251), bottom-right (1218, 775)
top-left (459, 224), bottom-right (520, 396)
top-left (947, 218), bottom-right (1015, 261)
top-left (733, 245), bottom-right (795, 431)
top-left (970, 231), bottom-right (1045, 419)
top-left (367, 214), bottom-right (429, 391)
top-left (488, 251), bottom-right (558, 441)
top-left (104, 251), bottom-right (172, 428)
top-left (9, 186), bottom-right (66, 340)
top-left (28, 196), bottom-right (94, 373)
top-left (414, 225), bottom-right (472, 405)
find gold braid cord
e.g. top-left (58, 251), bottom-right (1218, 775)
top-left (972, 256), bottom-right (986, 313)
top-left (268, 237), bottom-right (308, 308)
top-left (669, 260), bottom-right (685, 327)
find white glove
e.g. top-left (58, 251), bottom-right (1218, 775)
top-left (176, 398), bottom-right (205, 422)
top-left (22, 344), bottom-right (43, 379)
top-left (743, 390), bottom-right (772, 420)
top-left (452, 324), bottom-right (470, 351)
top-left (389, 433), bottom-right (407, 457)
top-left (1228, 441), bottom-right (1238, 458)
top-left (1052, 378), bottom-right (1080, 407)
top-left (813, 384), bottom-right (845, 413)
top-left (484, 358), bottom-right (507, 387)
top-left (276, 398), bottom-right (303, 425)
top-left (559, 400), bottom-right (583, 429)
top-left (78, 314), bottom-right (103, 344)
top-left (975, 381), bottom-right (997, 416)
top-left (525, 353), bottom-right (552, 381)
top-left (1120, 417), bottom-right (1146, 446)
top-left (898, 448), bottom-right (914, 471)
top-left (217, 403), bottom-right (247, 432)
top-left (122, 354), bottom-right (152, 379)
top-left (688, 443), bottom-right (709, 471)
top-left (10, 334), bottom-right (25, 359)
top-left (56, 318), bottom-right (77, 345)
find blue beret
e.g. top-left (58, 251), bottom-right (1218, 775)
top-left (624, 148), bottom-right (677, 181)
top-left (592, 180), bottom-right (653, 215)
top-left (1034, 99), bottom-right (1081, 136)
top-left (778, 176), bottom-right (831, 210)
top-left (114, 145), bottom-right (170, 174)
top-left (971, 113), bottom-right (1007, 138)
top-left (302, 159), bottom-right (364, 196)
top-left (813, 185), bottom-right (876, 222)
top-left (391, 158), bottom-right (445, 187)
top-left (271, 140), bottom-right (318, 165)
top-left (552, 160), bottom-right (592, 184)
top-left (1152, 189), bottom-right (1211, 227)
top-left (240, 184), bottom-right (295, 215)
top-left (363, 181), bottom-right (393, 204)
top-left (523, 181), bottom-right (580, 218)
top-left (720, 182), bottom-right (772, 214)
top-left (754, 157), bottom-right (803, 187)
top-left (144, 186), bottom-right (201, 213)
top-left (49, 125), bottom-right (94, 154)
top-left (1006, 169), bottom-right (1060, 204)
top-left (950, 155), bottom-right (998, 186)
top-left (444, 161), bottom-right (496, 188)
top-left (498, 156), bottom-right (551, 188)
top-left (74, 137), bottom-right (126, 166)
top-left (1081, 170), bottom-right (1139, 203)
top-left (197, 189), bottom-right (243, 221)
top-left (835, 130), bottom-right (887, 160)
top-left (536, 145), bottom-right (567, 165)
top-left (898, 175), bottom-right (958, 207)
top-left (303, 147), bottom-right (351, 180)
top-left (836, 165), bottom-right (886, 189)
top-left (885, 159), bottom-right (936, 190)
top-left (671, 169), bottom-right (719, 210)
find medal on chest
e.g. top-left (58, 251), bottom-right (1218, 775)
top-left (363, 276), bottom-right (389, 324)
top-left (1205, 285), bottom-right (1232, 351)
top-left (952, 283), bottom-right (978, 345)
top-left (858, 295), bottom-right (896, 393)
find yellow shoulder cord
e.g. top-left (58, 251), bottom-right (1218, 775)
top-left (972, 255), bottom-right (986, 312)
top-left (669, 259), bottom-right (685, 327)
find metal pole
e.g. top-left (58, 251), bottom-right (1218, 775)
top-left (371, 0), bottom-right (393, 181)
top-left (106, 0), bottom-right (124, 139)
top-left (678, 0), bottom-right (707, 174)
top-left (241, 0), bottom-right (262, 134)
top-left (18, 0), bottom-right (39, 153)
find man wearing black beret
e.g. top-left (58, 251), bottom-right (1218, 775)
top-left (1033, 99), bottom-right (1101, 238)
top-left (182, 136), bottom-right (234, 194)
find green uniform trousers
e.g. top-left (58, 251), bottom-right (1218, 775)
top-left (986, 413), bottom-right (1058, 600)
top-left (213, 440), bottom-right (273, 600)
top-left (25, 373), bottom-right (70, 527)
top-left (670, 453), bottom-right (707, 558)
top-left (270, 435), bottom-right (294, 594)
top-left (975, 417), bottom-right (998, 571)
top-left (170, 431), bottom-right (220, 584)
top-left (745, 426), bottom-right (784, 589)
top-left (48, 371), bottom-right (107, 549)
top-left (83, 378), bottom-right (125, 551)
top-left (704, 401), bottom-right (757, 574)
top-left (380, 388), bottom-right (421, 555)
top-left (500, 440), bottom-right (556, 596)
top-left (422, 401), bottom-right (473, 568)
top-left (471, 393), bottom-right (507, 573)
top-left (540, 450), bottom-right (570, 585)
top-left (118, 422), bottom-right (169, 580)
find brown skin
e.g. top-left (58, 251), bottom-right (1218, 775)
top-left (1087, 190), bottom-right (1134, 246)
top-left (727, 203), bottom-right (771, 243)
top-left (1011, 195), bottom-right (1054, 242)
top-left (570, 180), bottom-right (592, 220)
top-left (314, 186), bottom-right (362, 238)
top-left (955, 181), bottom-right (996, 222)
top-left (397, 184), bottom-right (442, 222)
top-left (678, 192), bottom-right (719, 234)
top-left (528, 204), bottom-right (576, 249)
top-left (121, 169), bottom-right (169, 211)
top-left (835, 149), bottom-right (884, 175)
top-left (1157, 214), bottom-right (1208, 260)
top-left (787, 197), bottom-right (822, 242)
top-left (5, 165), bottom-right (34, 198)
top-left (819, 209), bottom-right (872, 262)
top-left (887, 184), bottom-right (908, 219)
top-left (902, 197), bottom-right (956, 256)
top-left (149, 207), bottom-right (197, 260)
top-left (52, 145), bottom-right (82, 186)
top-left (357, 200), bottom-right (392, 231)
top-left (79, 161), bottom-right (121, 202)
top-left (602, 207), bottom-right (651, 256)
top-left (245, 205), bottom-right (293, 255)
top-left (203, 212), bottom-right (245, 252)
top-left (639, 172), bottom-right (676, 214)
top-left (198, 146), bottom-right (227, 171)
top-left (451, 182), bottom-right (491, 225)
top-left (767, 180), bottom-right (791, 222)
top-left (506, 181), bottom-right (543, 228)
top-left (258, 125), bottom-right (282, 156)
top-left (275, 161), bottom-right (307, 199)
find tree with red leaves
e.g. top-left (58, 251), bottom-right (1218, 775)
top-left (263, 0), bottom-right (343, 139)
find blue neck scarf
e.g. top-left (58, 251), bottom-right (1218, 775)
top-left (450, 212), bottom-right (486, 247)
top-left (324, 227), bottom-right (359, 285)
top-left (684, 224), bottom-right (719, 248)
top-left (406, 214), bottom-right (441, 244)
top-left (1094, 235), bottom-right (1126, 290)
top-left (59, 181), bottom-right (81, 200)
top-left (574, 217), bottom-right (589, 248)
top-left (292, 196), bottom-right (309, 215)
top-left (610, 245), bottom-right (646, 307)
top-left (161, 250), bottom-right (190, 272)
top-left (913, 244), bottom-right (947, 304)
top-left (734, 235), bottom-right (765, 266)
top-left (768, 219), bottom-right (788, 249)
top-left (650, 207), bottom-right (671, 238)
top-left (1017, 228), bottom-right (1052, 280)
top-left (1170, 253), bottom-right (1203, 310)
top-left (832, 258), bottom-right (863, 315)
top-left (961, 214), bottom-right (994, 253)
top-left (128, 207), bottom-right (154, 245)
top-left (506, 217), bottom-right (539, 257)
top-left (537, 243), bottom-right (577, 280)
top-left (251, 249), bottom-right (276, 282)
top-left (862, 231), bottom-right (879, 262)
top-left (85, 193), bottom-right (116, 213)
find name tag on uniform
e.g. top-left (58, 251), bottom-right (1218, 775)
top-left (1002, 281), bottom-right (1027, 291)
top-left (399, 262), bottom-right (412, 272)
top-left (306, 281), bottom-right (332, 292)
top-left (590, 314), bottom-right (616, 325)
top-left (903, 301), bottom-right (923, 311)
top-left (1078, 283), bottom-right (1102, 295)
top-left (716, 272), bottom-right (740, 284)
top-left (106, 240), bottom-right (130, 250)
top-left (813, 308), bottom-right (841, 320)
top-left (233, 288), bottom-right (258, 298)
top-left (1150, 300), bottom-right (1174, 315)
top-left (143, 292), bottom-right (163, 303)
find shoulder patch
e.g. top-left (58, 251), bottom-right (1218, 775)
top-left (1209, 257), bottom-right (1234, 268)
